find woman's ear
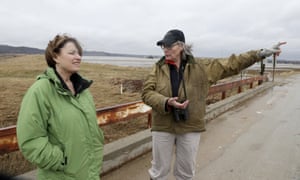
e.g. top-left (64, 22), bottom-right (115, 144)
top-left (53, 54), bottom-right (59, 63)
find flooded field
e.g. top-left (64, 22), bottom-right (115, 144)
top-left (83, 56), bottom-right (159, 67)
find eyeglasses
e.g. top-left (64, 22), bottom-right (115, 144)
top-left (160, 42), bottom-right (179, 50)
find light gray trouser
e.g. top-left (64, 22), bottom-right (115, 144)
top-left (149, 131), bottom-right (201, 180)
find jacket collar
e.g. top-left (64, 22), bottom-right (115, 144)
top-left (37, 67), bottom-right (92, 95)
top-left (156, 54), bottom-right (196, 67)
top-left (156, 55), bottom-right (195, 79)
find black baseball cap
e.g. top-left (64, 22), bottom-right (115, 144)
top-left (156, 29), bottom-right (185, 47)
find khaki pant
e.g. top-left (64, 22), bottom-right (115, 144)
top-left (149, 131), bottom-right (201, 180)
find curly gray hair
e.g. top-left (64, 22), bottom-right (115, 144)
top-left (177, 41), bottom-right (193, 60)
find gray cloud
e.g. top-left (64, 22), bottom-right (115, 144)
top-left (0, 0), bottom-right (298, 60)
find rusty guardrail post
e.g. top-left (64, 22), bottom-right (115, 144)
top-left (0, 125), bottom-right (18, 155)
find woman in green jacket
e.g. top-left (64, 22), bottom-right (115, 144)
top-left (142, 29), bottom-right (285, 180)
top-left (17, 34), bottom-right (104, 180)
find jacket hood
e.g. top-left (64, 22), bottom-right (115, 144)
top-left (156, 54), bottom-right (196, 67)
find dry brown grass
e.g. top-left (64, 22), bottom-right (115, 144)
top-left (0, 54), bottom-right (151, 128)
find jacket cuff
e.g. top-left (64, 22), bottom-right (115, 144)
top-left (164, 98), bottom-right (172, 112)
top-left (160, 97), bottom-right (170, 114)
top-left (256, 50), bottom-right (266, 61)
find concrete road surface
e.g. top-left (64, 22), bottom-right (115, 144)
top-left (102, 74), bottom-right (300, 180)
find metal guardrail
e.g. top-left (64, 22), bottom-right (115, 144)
top-left (0, 101), bottom-right (152, 155)
top-left (96, 101), bottom-right (152, 126)
top-left (0, 76), bottom-right (267, 155)
top-left (0, 125), bottom-right (17, 155)
top-left (208, 75), bottom-right (267, 99)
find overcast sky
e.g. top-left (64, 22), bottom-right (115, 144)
top-left (1, 0), bottom-right (299, 60)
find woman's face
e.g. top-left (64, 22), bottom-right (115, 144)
top-left (54, 41), bottom-right (81, 74)
top-left (162, 42), bottom-right (183, 61)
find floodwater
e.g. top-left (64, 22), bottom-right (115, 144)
top-left (83, 56), bottom-right (300, 69)
top-left (82, 56), bottom-right (159, 67)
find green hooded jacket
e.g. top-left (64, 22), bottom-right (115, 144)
top-left (17, 67), bottom-right (104, 180)
top-left (142, 50), bottom-right (263, 134)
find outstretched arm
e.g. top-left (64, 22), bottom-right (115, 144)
top-left (204, 42), bottom-right (287, 84)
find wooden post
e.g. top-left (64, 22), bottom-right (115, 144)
top-left (272, 54), bottom-right (276, 82)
